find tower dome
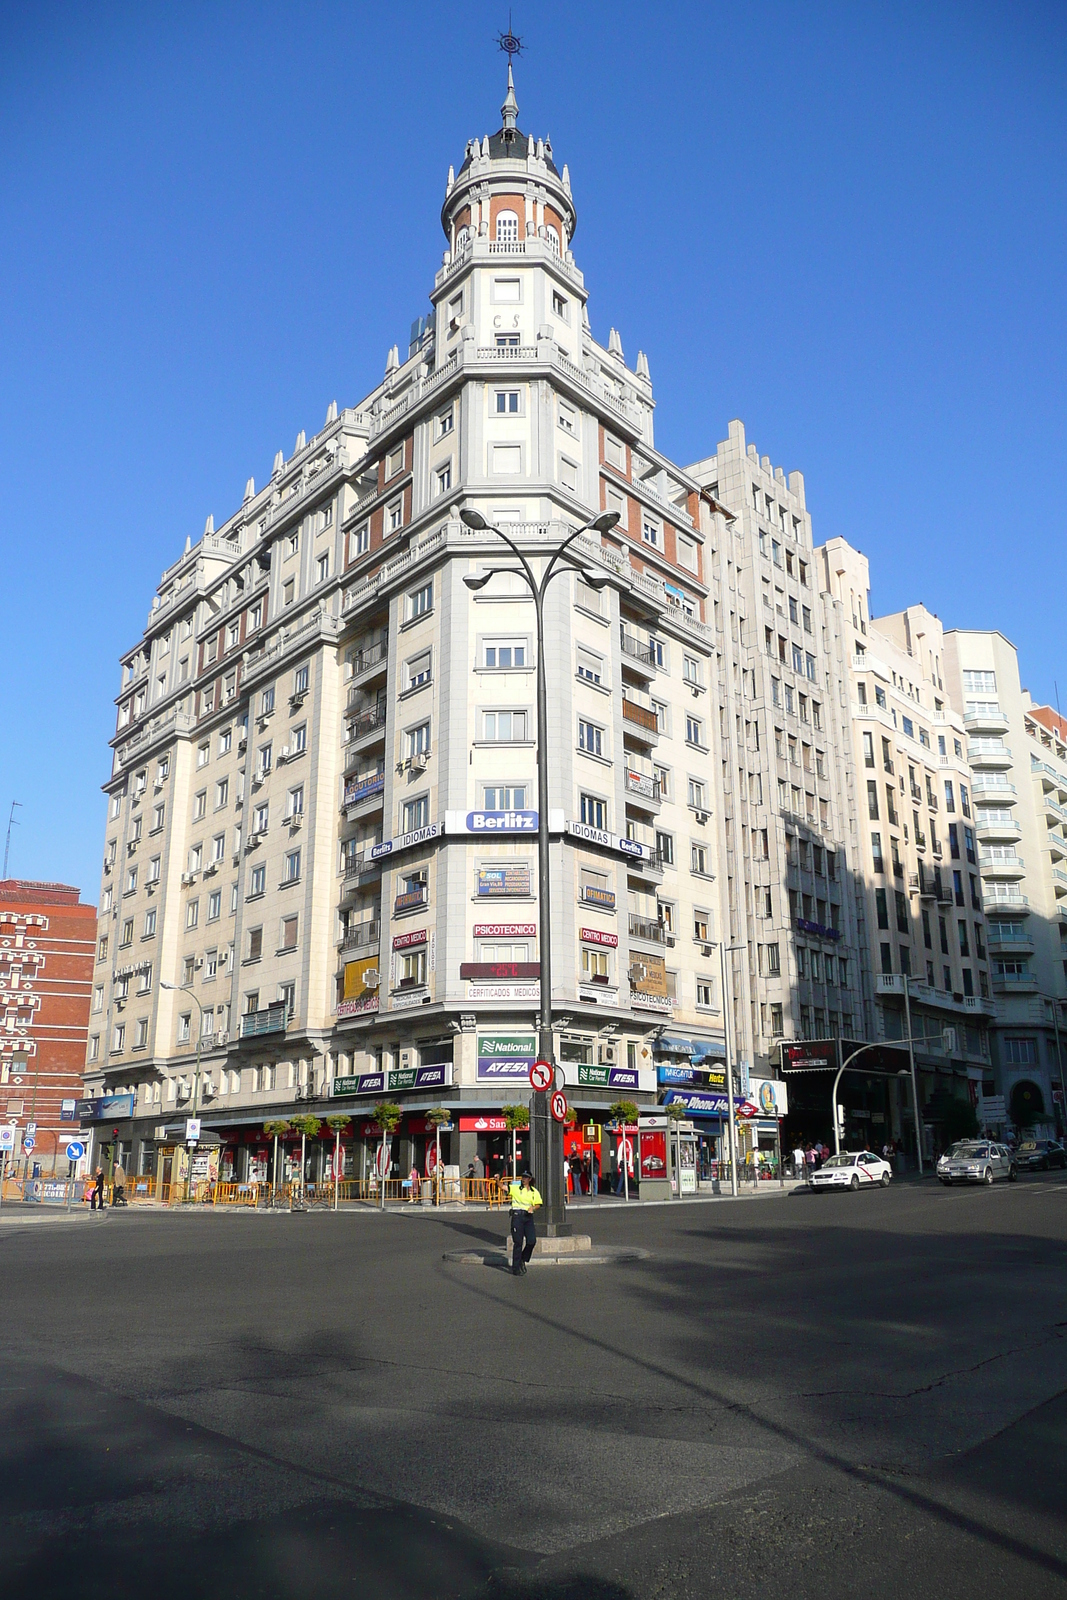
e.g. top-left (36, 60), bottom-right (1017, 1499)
top-left (441, 65), bottom-right (576, 257)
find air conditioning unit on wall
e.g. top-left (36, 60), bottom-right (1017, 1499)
top-left (598, 1043), bottom-right (618, 1065)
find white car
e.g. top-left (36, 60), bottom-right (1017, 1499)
top-left (810, 1150), bottom-right (892, 1191)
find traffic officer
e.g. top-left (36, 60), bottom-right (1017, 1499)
top-left (508, 1169), bottom-right (542, 1275)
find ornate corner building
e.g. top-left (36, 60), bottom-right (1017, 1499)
top-left (83, 70), bottom-right (1061, 1185)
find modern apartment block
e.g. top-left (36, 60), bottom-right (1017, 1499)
top-left (942, 631), bottom-right (1067, 1136)
top-left (819, 541), bottom-right (995, 1144)
top-left (0, 879), bottom-right (95, 1171)
top-left (85, 70), bottom-right (744, 1185)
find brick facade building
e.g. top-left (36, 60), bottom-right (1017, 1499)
top-left (0, 880), bottom-right (96, 1171)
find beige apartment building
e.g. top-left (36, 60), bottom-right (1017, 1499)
top-left (819, 540), bottom-right (994, 1151)
top-left (84, 70), bottom-right (750, 1184)
top-left (943, 631), bottom-right (1067, 1137)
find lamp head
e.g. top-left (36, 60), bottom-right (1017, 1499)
top-left (463, 569), bottom-right (493, 592)
top-left (459, 508), bottom-right (489, 531)
top-left (590, 510), bottom-right (620, 533)
top-left (578, 569), bottom-right (610, 591)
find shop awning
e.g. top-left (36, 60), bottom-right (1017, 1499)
top-left (653, 1034), bottom-right (725, 1060)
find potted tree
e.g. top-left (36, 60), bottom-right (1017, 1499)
top-left (289, 1114), bottom-right (322, 1208)
top-left (425, 1107), bottom-right (451, 1202)
top-left (608, 1099), bottom-right (639, 1200)
top-left (666, 1102), bottom-right (688, 1199)
top-left (371, 1101), bottom-right (402, 1207)
top-left (263, 1120), bottom-right (290, 1205)
top-left (501, 1103), bottom-right (530, 1183)
top-left (324, 1115), bottom-right (349, 1210)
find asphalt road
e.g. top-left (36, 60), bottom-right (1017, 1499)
top-left (0, 1176), bottom-right (1064, 1599)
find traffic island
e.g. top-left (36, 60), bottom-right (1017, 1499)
top-left (443, 1234), bottom-right (650, 1267)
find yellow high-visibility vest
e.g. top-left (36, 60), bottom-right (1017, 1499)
top-left (509, 1181), bottom-right (542, 1211)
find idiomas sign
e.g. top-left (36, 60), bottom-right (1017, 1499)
top-left (476, 1033), bottom-right (537, 1082)
top-left (370, 822), bottom-right (441, 860)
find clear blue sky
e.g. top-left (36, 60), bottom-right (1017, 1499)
top-left (2, 0), bottom-right (1065, 900)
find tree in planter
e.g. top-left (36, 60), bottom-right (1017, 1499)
top-left (372, 1101), bottom-right (402, 1207)
top-left (666, 1101), bottom-right (688, 1198)
top-left (608, 1099), bottom-right (640, 1200)
top-left (425, 1107), bottom-right (451, 1199)
top-left (501, 1103), bottom-right (530, 1180)
top-left (325, 1116), bottom-right (350, 1207)
top-left (263, 1120), bottom-right (291, 1199)
top-left (289, 1114), bottom-right (322, 1202)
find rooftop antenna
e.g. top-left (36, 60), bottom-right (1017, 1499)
top-left (3, 801), bottom-right (21, 879)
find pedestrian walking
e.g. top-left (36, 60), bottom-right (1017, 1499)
top-left (90, 1168), bottom-right (105, 1211)
top-left (111, 1161), bottom-right (127, 1207)
top-left (508, 1169), bottom-right (542, 1275)
top-left (793, 1143), bottom-right (805, 1179)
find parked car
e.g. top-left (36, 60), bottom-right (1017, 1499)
top-left (809, 1151), bottom-right (892, 1191)
top-left (936, 1141), bottom-right (1016, 1185)
top-left (1014, 1139), bottom-right (1067, 1172)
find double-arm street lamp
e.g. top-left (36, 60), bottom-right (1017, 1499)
top-left (460, 506), bottom-right (619, 1234)
top-left (160, 980), bottom-right (204, 1200)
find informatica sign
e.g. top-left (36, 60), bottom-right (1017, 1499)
top-left (476, 1033), bottom-right (537, 1082)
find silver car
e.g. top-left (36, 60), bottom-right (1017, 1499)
top-left (937, 1141), bottom-right (1017, 1185)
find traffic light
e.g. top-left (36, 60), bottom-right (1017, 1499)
top-left (835, 1103), bottom-right (846, 1135)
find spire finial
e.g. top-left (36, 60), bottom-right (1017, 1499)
top-left (497, 15), bottom-right (523, 141)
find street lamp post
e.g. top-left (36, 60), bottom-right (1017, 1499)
top-left (161, 981), bottom-right (204, 1201)
top-left (461, 507), bottom-right (619, 1236)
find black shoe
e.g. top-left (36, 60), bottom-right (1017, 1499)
top-left (520, 1264), bottom-right (528, 1274)
top-left (512, 1267), bottom-right (522, 1276)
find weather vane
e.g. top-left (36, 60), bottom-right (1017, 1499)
top-left (497, 12), bottom-right (523, 66)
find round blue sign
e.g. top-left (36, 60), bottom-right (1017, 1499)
top-left (65, 1141), bottom-right (85, 1161)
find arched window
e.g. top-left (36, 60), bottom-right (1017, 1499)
top-left (495, 210), bottom-right (519, 243)
top-left (545, 225), bottom-right (560, 254)
top-left (455, 225), bottom-right (470, 250)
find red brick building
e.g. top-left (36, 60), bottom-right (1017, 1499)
top-left (0, 880), bottom-right (95, 1173)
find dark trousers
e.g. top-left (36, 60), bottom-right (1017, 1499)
top-left (510, 1211), bottom-right (536, 1271)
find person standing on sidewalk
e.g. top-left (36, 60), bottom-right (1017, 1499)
top-left (90, 1168), bottom-right (105, 1211)
top-left (507, 1169), bottom-right (542, 1275)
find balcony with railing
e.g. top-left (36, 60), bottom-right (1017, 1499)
top-left (621, 697), bottom-right (660, 738)
top-left (347, 636), bottom-right (389, 683)
top-left (339, 919), bottom-right (381, 956)
top-left (344, 705), bottom-right (388, 747)
top-left (965, 706), bottom-right (1010, 735)
top-left (619, 629), bottom-right (657, 672)
top-left (240, 1002), bottom-right (289, 1040)
top-left (968, 740), bottom-right (1012, 770)
top-left (624, 767), bottom-right (662, 806)
top-left (992, 969), bottom-right (1040, 991)
top-left (976, 815), bottom-right (1021, 843)
top-left (982, 888), bottom-right (1029, 914)
top-left (979, 850), bottom-right (1025, 878)
top-left (342, 851), bottom-right (382, 884)
top-left (628, 913), bottom-right (667, 945)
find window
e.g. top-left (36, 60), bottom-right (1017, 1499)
top-left (682, 654), bottom-right (702, 687)
top-left (494, 389), bottom-right (521, 415)
top-left (247, 927), bottom-right (263, 961)
top-left (436, 406), bottom-right (454, 437)
top-left (387, 500), bottom-right (403, 532)
top-left (207, 890), bottom-right (222, 922)
top-left (691, 844), bottom-right (709, 874)
top-left (253, 803), bottom-right (269, 836)
top-left (576, 648), bottom-right (602, 684)
top-left (212, 833), bottom-right (225, 863)
top-left (687, 778), bottom-right (706, 810)
top-left (283, 849), bottom-right (301, 883)
top-left (249, 864), bottom-right (266, 897)
top-left (280, 915), bottom-right (298, 951)
top-left (408, 582), bottom-right (432, 619)
top-left (406, 722), bottom-right (431, 759)
top-left (575, 577), bottom-right (603, 614)
top-left (484, 784), bottom-right (527, 810)
top-left (193, 790), bottom-right (207, 821)
top-left (867, 781), bottom-right (879, 820)
top-left (558, 400), bottom-right (576, 435)
top-left (1003, 1037), bottom-right (1037, 1065)
top-left (406, 650), bottom-right (432, 689)
top-left (677, 535), bottom-right (698, 574)
top-left (963, 669), bottom-right (997, 694)
top-left (580, 793), bottom-right (607, 829)
top-left (685, 714), bottom-right (704, 747)
top-left (403, 796), bottom-right (429, 832)
top-left (862, 732), bottom-right (875, 768)
top-left (483, 639), bottom-right (527, 668)
top-left (482, 710), bottom-right (527, 740)
top-left (559, 456), bottom-right (578, 492)
top-left (641, 517), bottom-right (660, 549)
top-left (434, 460), bottom-right (452, 496)
top-left (287, 784), bottom-right (305, 817)
top-left (399, 949), bottom-right (428, 987)
top-left (351, 523), bottom-right (369, 557)
top-left (316, 553), bottom-right (330, 584)
top-left (578, 719), bottom-right (603, 756)
top-left (493, 444), bottom-right (521, 475)
top-left (875, 684), bottom-right (887, 709)
top-left (581, 946), bottom-right (610, 981)
top-left (656, 830), bottom-right (675, 865)
top-left (124, 866), bottom-right (138, 895)
top-left (896, 891), bottom-right (909, 934)
top-left (291, 722), bottom-right (307, 754)
top-left (283, 578), bottom-right (295, 607)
